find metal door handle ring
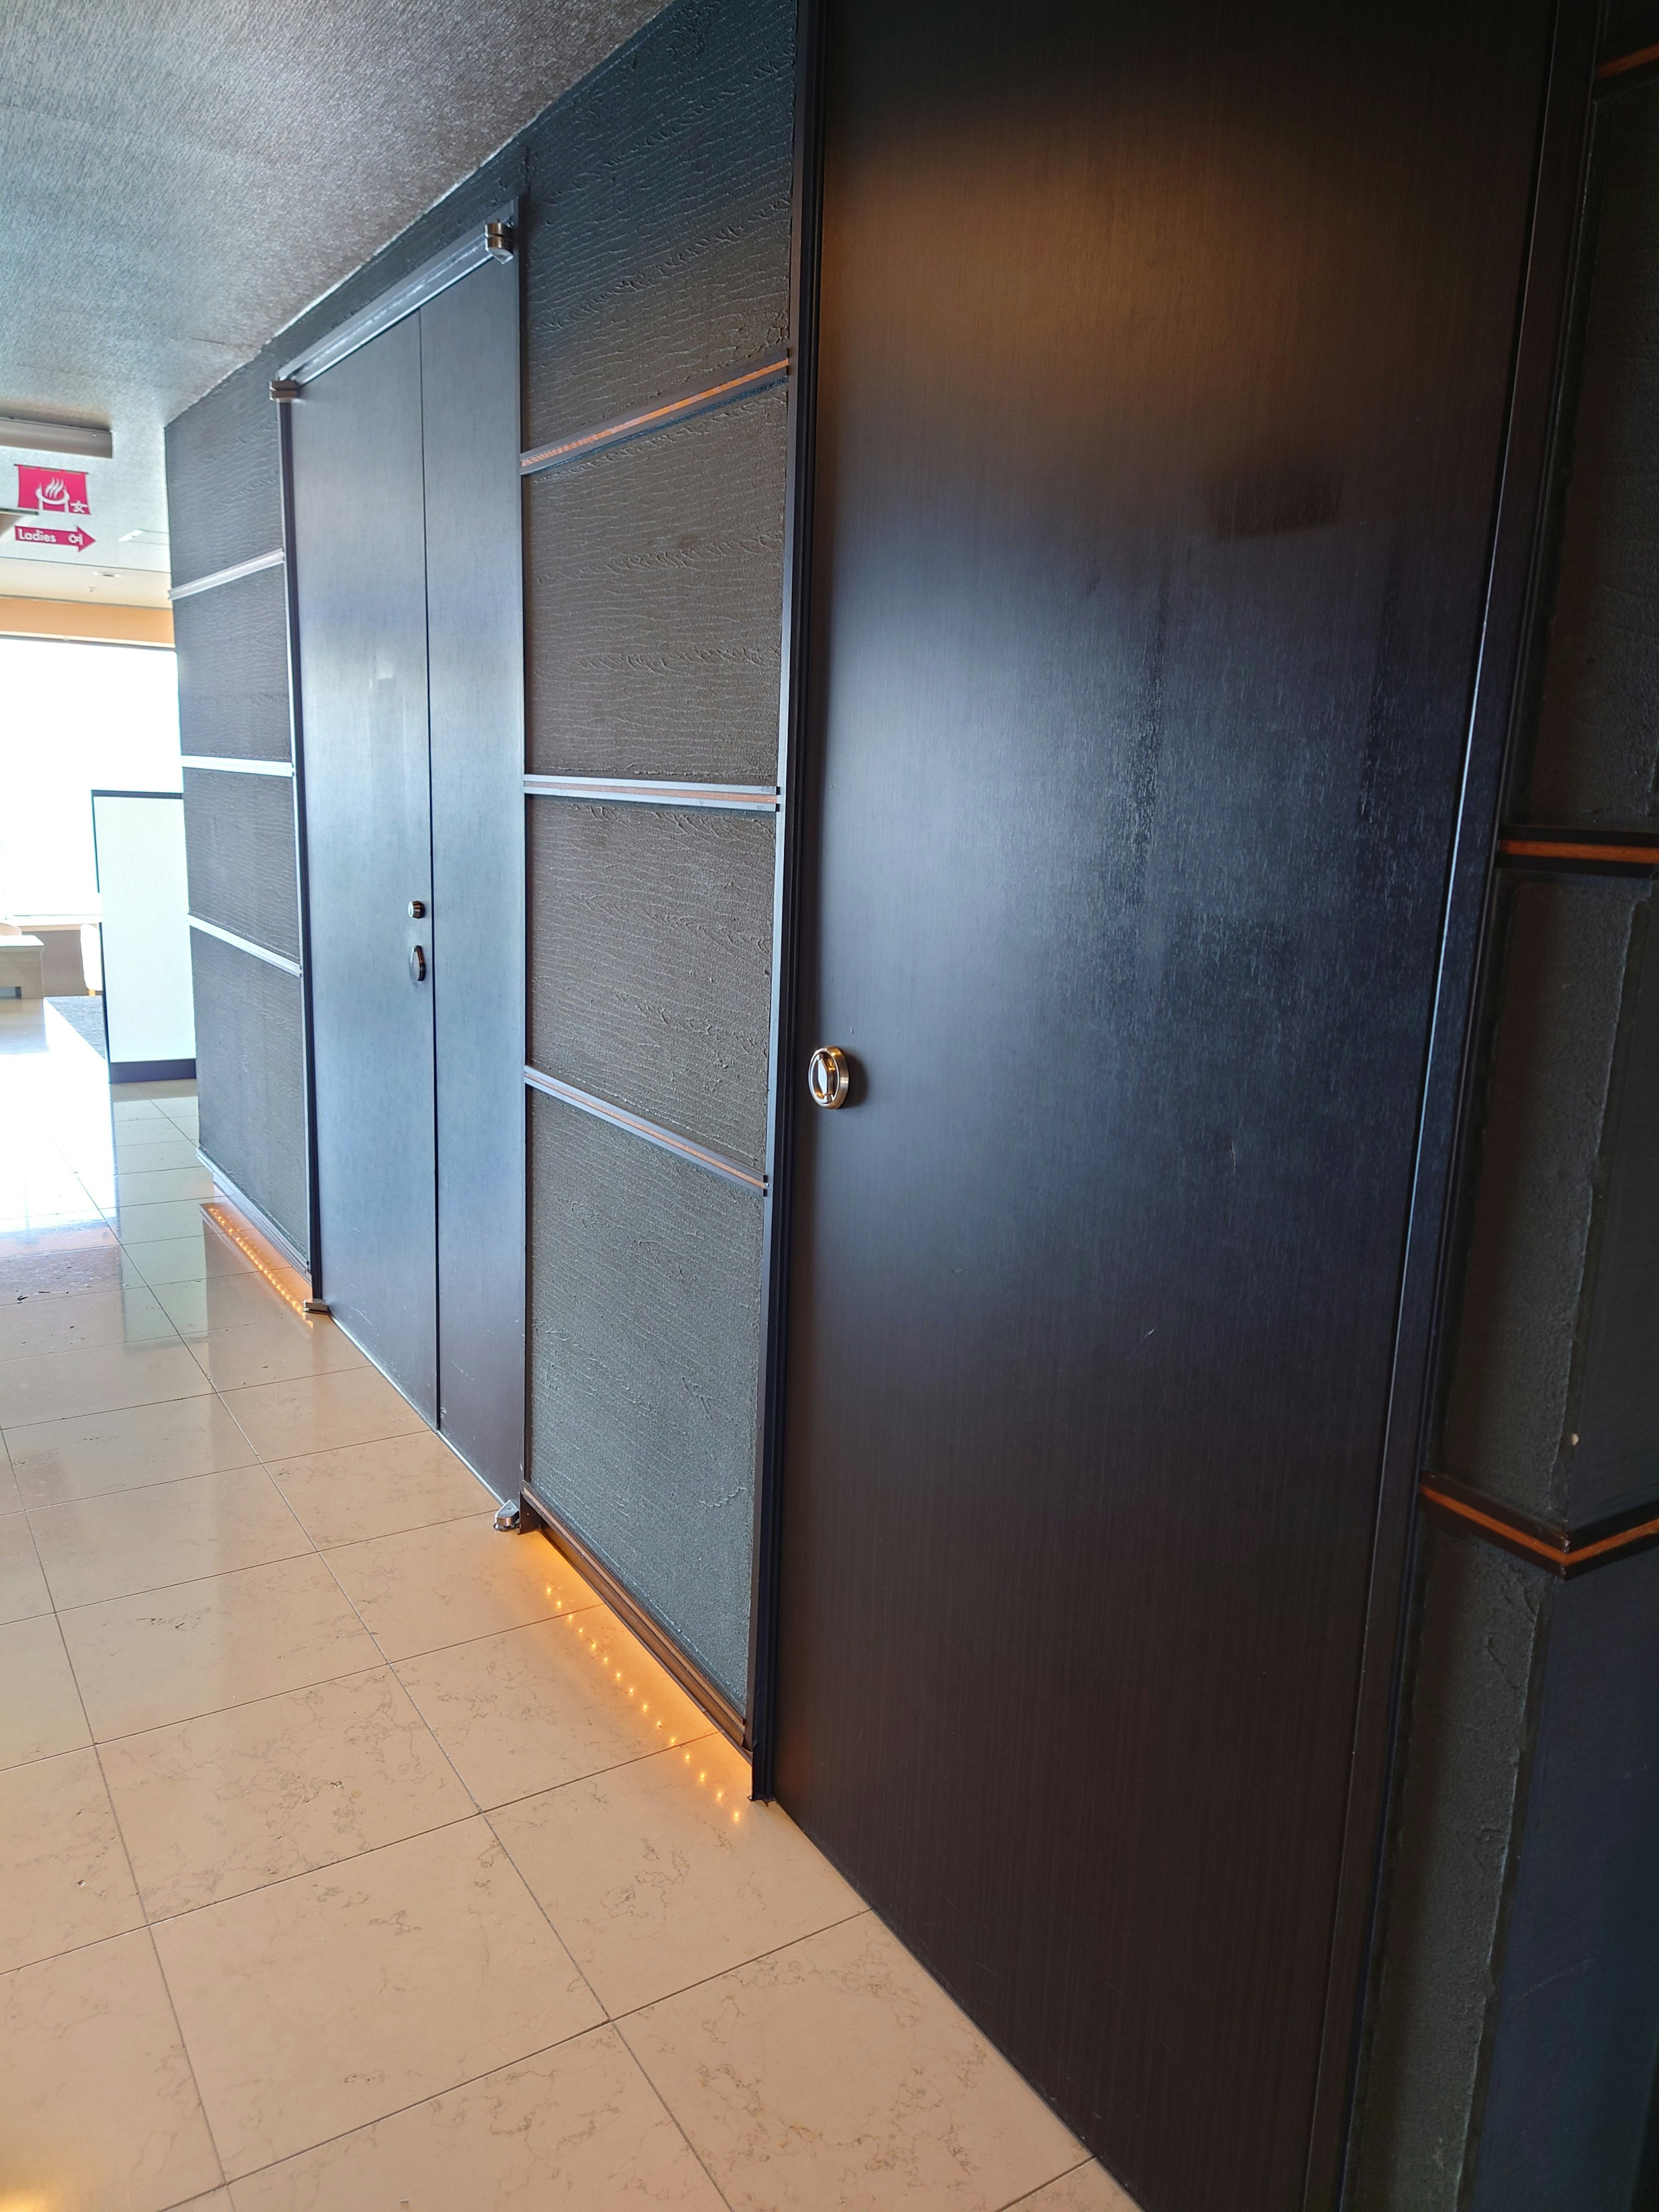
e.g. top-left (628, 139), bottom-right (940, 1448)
top-left (808, 1045), bottom-right (852, 1108)
top-left (410, 944), bottom-right (427, 983)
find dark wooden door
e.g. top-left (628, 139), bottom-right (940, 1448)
top-left (294, 314), bottom-right (439, 1416)
top-left (774, 6), bottom-right (1554, 2209)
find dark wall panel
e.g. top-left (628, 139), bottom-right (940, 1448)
top-left (527, 1089), bottom-right (763, 1705)
top-left (528, 798), bottom-right (774, 1171)
top-left (182, 767), bottom-right (301, 963)
top-left (521, 0), bottom-right (795, 445)
top-left (191, 928), bottom-right (309, 1257)
top-left (165, 371), bottom-right (283, 589)
top-left (526, 386), bottom-right (788, 784)
top-left (1520, 85), bottom-right (1659, 826)
top-left (174, 563), bottom-right (292, 763)
top-left (1438, 878), bottom-right (1644, 1520)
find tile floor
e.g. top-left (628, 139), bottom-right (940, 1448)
top-left (0, 1000), bottom-right (1136, 2212)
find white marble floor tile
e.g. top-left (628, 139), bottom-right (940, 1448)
top-left (155, 1269), bottom-right (312, 1338)
top-left (103, 1666), bottom-right (474, 1918)
top-left (0, 1335), bottom-right (212, 1426)
top-left (111, 1197), bottom-right (217, 1243)
top-left (0, 1505), bottom-right (51, 1621)
top-left (0, 1437), bottom-right (19, 1516)
top-left (226, 2026), bottom-right (725, 2212)
top-left (493, 1732), bottom-right (862, 2014)
top-left (0, 1612), bottom-right (92, 1768)
top-left (114, 1164), bottom-right (217, 1203)
top-left (219, 1364), bottom-right (426, 1460)
top-left (621, 1914), bottom-right (1084, 2212)
top-left (122, 1230), bottom-right (263, 1285)
top-left (29, 1464), bottom-right (311, 1611)
top-left (268, 1430), bottom-right (494, 1549)
top-left (59, 1552), bottom-right (381, 1740)
top-left (0, 1927), bottom-right (224, 2212)
top-left (155, 1816), bottom-right (604, 2177)
top-left (1006, 2162), bottom-right (1144, 2211)
top-left (185, 1313), bottom-right (367, 1392)
top-left (5, 1390), bottom-right (260, 1507)
top-left (0, 1744), bottom-right (145, 1970)
top-left (325, 1515), bottom-right (594, 1661)
top-left (395, 1609), bottom-right (710, 1809)
top-left (0, 1278), bottom-right (178, 1357)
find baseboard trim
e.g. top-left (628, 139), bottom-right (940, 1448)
top-left (197, 1153), bottom-right (309, 1277)
top-left (110, 1057), bottom-right (196, 1084)
top-left (519, 1483), bottom-right (749, 1752)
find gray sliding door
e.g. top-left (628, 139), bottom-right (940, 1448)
top-left (292, 315), bottom-right (438, 1417)
top-left (289, 241), bottom-right (524, 1487)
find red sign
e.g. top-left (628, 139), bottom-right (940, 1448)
top-left (17, 465), bottom-right (90, 515)
top-left (13, 523), bottom-right (95, 550)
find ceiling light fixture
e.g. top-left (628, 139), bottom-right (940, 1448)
top-left (0, 412), bottom-right (113, 459)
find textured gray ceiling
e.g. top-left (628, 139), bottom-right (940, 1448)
top-left (0, 0), bottom-right (664, 594)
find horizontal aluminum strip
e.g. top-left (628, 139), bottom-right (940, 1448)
top-left (188, 913), bottom-right (302, 978)
top-left (169, 548), bottom-right (283, 603)
top-left (181, 755), bottom-right (293, 777)
top-left (278, 209), bottom-right (515, 388)
top-left (524, 774), bottom-right (778, 813)
top-left (520, 353), bottom-right (790, 476)
top-left (523, 1065), bottom-right (766, 1193)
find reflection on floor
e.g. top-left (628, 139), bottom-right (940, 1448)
top-left (0, 1001), bottom-right (1133, 2212)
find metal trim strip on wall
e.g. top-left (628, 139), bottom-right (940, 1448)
top-left (276, 210), bottom-right (516, 389)
top-left (181, 755), bottom-right (294, 778)
top-left (188, 913), bottom-right (303, 978)
top-left (523, 1065), bottom-right (766, 1193)
top-left (524, 774), bottom-right (778, 813)
top-left (169, 548), bottom-right (284, 603)
top-left (519, 354), bottom-right (790, 476)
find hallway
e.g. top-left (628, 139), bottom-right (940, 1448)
top-left (0, 1001), bottom-right (1121, 2212)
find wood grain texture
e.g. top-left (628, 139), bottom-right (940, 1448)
top-left (528, 798), bottom-right (775, 1173)
top-left (182, 765), bottom-right (301, 962)
top-left (521, 0), bottom-right (795, 448)
top-left (173, 562), bottom-right (292, 763)
top-left (1519, 85), bottom-right (1659, 825)
top-left (527, 1088), bottom-right (763, 1707)
top-left (191, 928), bottom-right (309, 1257)
top-left (775, 3), bottom-right (1554, 2209)
top-left (525, 386), bottom-right (788, 784)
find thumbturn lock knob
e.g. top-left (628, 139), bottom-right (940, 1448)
top-left (410, 944), bottom-right (427, 984)
top-left (808, 1046), bottom-right (852, 1109)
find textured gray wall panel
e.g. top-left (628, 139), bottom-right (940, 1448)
top-left (183, 766), bottom-right (301, 963)
top-left (528, 798), bottom-right (775, 1172)
top-left (521, 0), bottom-right (795, 445)
top-left (1521, 85), bottom-right (1659, 825)
top-left (191, 926), bottom-right (309, 1258)
top-left (165, 371), bottom-right (283, 588)
top-left (1439, 879), bottom-right (1643, 1519)
top-left (173, 561), bottom-right (292, 762)
top-left (527, 1088), bottom-right (762, 1705)
top-left (526, 386), bottom-right (787, 783)
top-left (1348, 1529), bottom-right (1548, 2212)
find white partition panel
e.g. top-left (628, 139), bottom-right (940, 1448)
top-left (91, 791), bottom-right (196, 1081)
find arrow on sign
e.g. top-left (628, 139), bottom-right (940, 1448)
top-left (13, 523), bottom-right (95, 550)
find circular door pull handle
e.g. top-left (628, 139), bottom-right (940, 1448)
top-left (808, 1045), bottom-right (852, 1108)
top-left (410, 944), bottom-right (427, 984)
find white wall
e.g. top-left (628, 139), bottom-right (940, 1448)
top-left (0, 638), bottom-right (181, 921)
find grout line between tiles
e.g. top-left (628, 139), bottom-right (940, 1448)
top-left (997, 2155), bottom-right (1107, 2212)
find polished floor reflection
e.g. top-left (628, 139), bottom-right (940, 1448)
top-left (0, 1000), bottom-right (1133, 2212)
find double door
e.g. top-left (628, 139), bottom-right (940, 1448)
top-left (290, 250), bottom-right (523, 1492)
